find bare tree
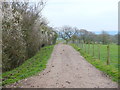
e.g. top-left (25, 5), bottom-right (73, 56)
top-left (59, 26), bottom-right (77, 43)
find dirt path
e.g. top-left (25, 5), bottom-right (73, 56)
top-left (6, 44), bottom-right (118, 88)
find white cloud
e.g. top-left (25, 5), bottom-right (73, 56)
top-left (42, 0), bottom-right (119, 31)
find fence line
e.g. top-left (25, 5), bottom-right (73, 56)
top-left (75, 42), bottom-right (111, 65)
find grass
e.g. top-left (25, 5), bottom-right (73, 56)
top-left (2, 45), bottom-right (54, 86)
top-left (70, 44), bottom-right (119, 83)
top-left (77, 44), bottom-right (118, 69)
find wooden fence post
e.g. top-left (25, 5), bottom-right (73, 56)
top-left (107, 45), bottom-right (110, 65)
top-left (88, 42), bottom-right (90, 54)
top-left (89, 43), bottom-right (91, 53)
top-left (85, 43), bottom-right (86, 53)
top-left (93, 43), bottom-right (94, 56)
top-left (82, 42), bottom-right (83, 48)
top-left (78, 41), bottom-right (79, 47)
top-left (98, 44), bottom-right (100, 60)
top-left (83, 42), bottom-right (85, 51)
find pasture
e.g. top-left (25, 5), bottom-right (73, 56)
top-left (77, 43), bottom-right (118, 69)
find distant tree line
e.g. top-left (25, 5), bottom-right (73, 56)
top-left (58, 26), bottom-right (119, 45)
top-left (2, 1), bottom-right (57, 72)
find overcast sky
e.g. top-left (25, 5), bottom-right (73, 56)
top-left (41, 0), bottom-right (119, 32)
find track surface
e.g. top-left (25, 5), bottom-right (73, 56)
top-left (6, 44), bottom-right (118, 88)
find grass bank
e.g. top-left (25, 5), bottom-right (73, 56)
top-left (2, 45), bottom-right (54, 86)
top-left (70, 44), bottom-right (119, 83)
top-left (77, 44), bottom-right (118, 69)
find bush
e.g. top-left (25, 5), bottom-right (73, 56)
top-left (2, 1), bottom-right (57, 72)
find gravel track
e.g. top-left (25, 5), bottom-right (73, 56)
top-left (6, 44), bottom-right (118, 88)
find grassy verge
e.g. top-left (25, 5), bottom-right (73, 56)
top-left (77, 44), bottom-right (118, 68)
top-left (70, 44), bottom-right (119, 83)
top-left (2, 45), bottom-right (54, 86)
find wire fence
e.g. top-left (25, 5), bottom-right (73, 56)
top-left (73, 42), bottom-right (118, 68)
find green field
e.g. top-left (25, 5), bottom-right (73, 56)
top-left (2, 45), bottom-right (54, 86)
top-left (76, 44), bottom-right (118, 69)
top-left (71, 44), bottom-right (119, 83)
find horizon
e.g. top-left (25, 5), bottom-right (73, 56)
top-left (92, 30), bottom-right (118, 35)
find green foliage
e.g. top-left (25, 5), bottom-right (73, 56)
top-left (2, 45), bottom-right (54, 86)
top-left (71, 44), bottom-right (119, 83)
top-left (2, 2), bottom-right (57, 72)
